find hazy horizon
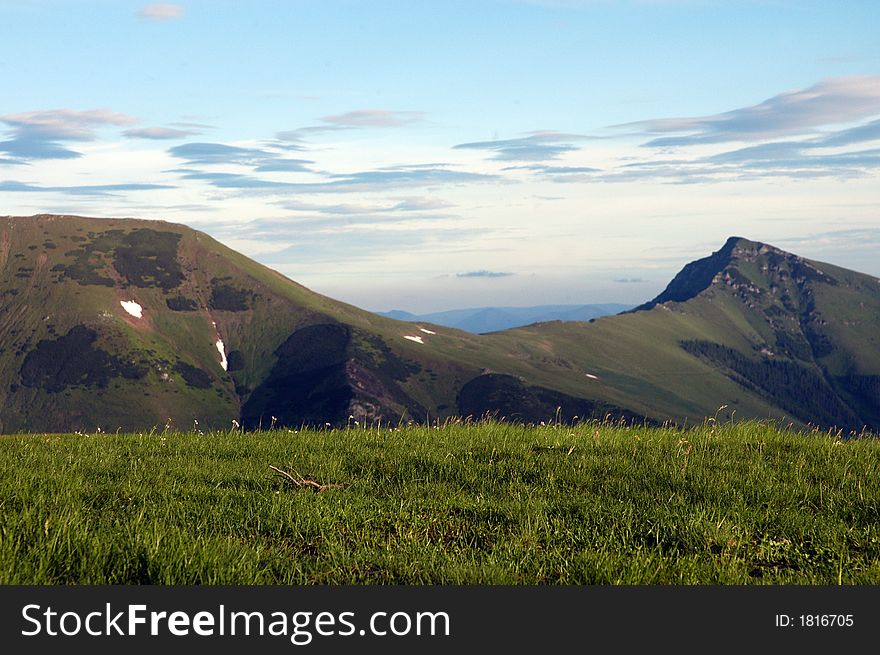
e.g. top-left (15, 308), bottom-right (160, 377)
top-left (1, 1), bottom-right (879, 314)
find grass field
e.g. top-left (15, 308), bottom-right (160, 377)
top-left (1, 419), bottom-right (878, 584)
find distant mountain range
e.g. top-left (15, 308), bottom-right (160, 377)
top-left (378, 304), bottom-right (634, 333)
top-left (2, 214), bottom-right (878, 433)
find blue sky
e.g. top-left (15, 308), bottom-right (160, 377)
top-left (1, 1), bottom-right (879, 312)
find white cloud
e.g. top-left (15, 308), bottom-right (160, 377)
top-left (137, 3), bottom-right (185, 21)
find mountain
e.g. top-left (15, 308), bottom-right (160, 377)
top-left (494, 236), bottom-right (880, 433)
top-left (377, 303), bottom-right (633, 333)
top-left (0, 214), bottom-right (635, 432)
top-left (2, 217), bottom-right (878, 433)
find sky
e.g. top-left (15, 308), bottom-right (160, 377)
top-left (1, 0), bottom-right (879, 313)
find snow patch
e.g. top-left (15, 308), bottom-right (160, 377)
top-left (403, 335), bottom-right (424, 344)
top-left (585, 373), bottom-right (599, 380)
top-left (216, 338), bottom-right (228, 371)
top-left (419, 328), bottom-right (436, 335)
top-left (120, 300), bottom-right (143, 319)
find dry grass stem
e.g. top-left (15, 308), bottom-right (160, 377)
top-left (269, 465), bottom-right (344, 492)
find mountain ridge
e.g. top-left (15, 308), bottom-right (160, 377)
top-left (2, 214), bottom-right (878, 433)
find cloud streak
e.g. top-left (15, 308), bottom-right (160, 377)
top-left (280, 196), bottom-right (455, 215)
top-left (619, 75), bottom-right (880, 146)
top-left (172, 160), bottom-right (498, 194)
top-left (168, 142), bottom-right (314, 173)
top-left (277, 108), bottom-right (426, 142)
top-left (454, 130), bottom-right (594, 161)
top-left (456, 270), bottom-right (513, 278)
top-left (124, 126), bottom-right (200, 140)
top-left (0, 109), bottom-right (137, 160)
top-left (0, 180), bottom-right (173, 196)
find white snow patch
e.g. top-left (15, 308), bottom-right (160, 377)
top-left (120, 301), bottom-right (143, 318)
top-left (585, 373), bottom-right (599, 380)
top-left (419, 328), bottom-right (436, 335)
top-left (216, 338), bottom-right (228, 371)
top-left (403, 335), bottom-right (424, 344)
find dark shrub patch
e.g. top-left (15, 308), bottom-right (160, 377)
top-left (226, 350), bottom-right (245, 372)
top-left (59, 228), bottom-right (184, 289)
top-left (174, 361), bottom-right (213, 389)
top-left (353, 331), bottom-right (420, 380)
top-left (112, 229), bottom-right (184, 290)
top-left (242, 323), bottom-right (352, 427)
top-left (680, 340), bottom-right (858, 430)
top-left (458, 373), bottom-right (642, 425)
top-left (773, 329), bottom-right (813, 361)
top-left (835, 374), bottom-right (880, 429)
top-left (209, 282), bottom-right (254, 311)
top-left (60, 247), bottom-right (115, 286)
top-left (166, 296), bottom-right (198, 312)
top-left (19, 325), bottom-right (146, 393)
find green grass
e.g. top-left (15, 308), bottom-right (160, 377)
top-left (1, 420), bottom-right (878, 584)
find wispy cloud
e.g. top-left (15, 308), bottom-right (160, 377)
top-left (775, 228), bottom-right (880, 254)
top-left (619, 75), bottom-right (880, 146)
top-left (254, 158), bottom-right (314, 173)
top-left (608, 116), bottom-right (880, 183)
top-left (280, 196), bottom-right (455, 215)
top-left (320, 109), bottom-right (425, 128)
top-left (456, 270), bottom-right (513, 278)
top-left (289, 167), bottom-right (500, 193)
top-left (173, 160), bottom-right (497, 194)
top-left (171, 121), bottom-right (215, 130)
top-left (168, 141), bottom-right (314, 172)
top-left (0, 109), bottom-right (137, 160)
top-left (215, 216), bottom-right (485, 268)
top-left (502, 164), bottom-right (602, 182)
top-left (0, 180), bottom-right (173, 196)
top-left (454, 130), bottom-right (594, 161)
top-left (137, 3), bottom-right (184, 21)
top-left (124, 126), bottom-right (200, 140)
top-left (558, 76), bottom-right (880, 184)
top-left (613, 277), bottom-right (647, 283)
top-left (176, 170), bottom-right (294, 190)
top-left (169, 142), bottom-right (275, 166)
top-left (277, 108), bottom-right (426, 142)
top-left (388, 197), bottom-right (455, 212)
top-left (275, 126), bottom-right (346, 142)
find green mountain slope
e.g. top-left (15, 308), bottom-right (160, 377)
top-left (0, 215), bottom-right (454, 431)
top-left (0, 214), bottom-right (636, 431)
top-left (494, 237), bottom-right (880, 432)
top-left (1, 217), bottom-right (878, 433)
